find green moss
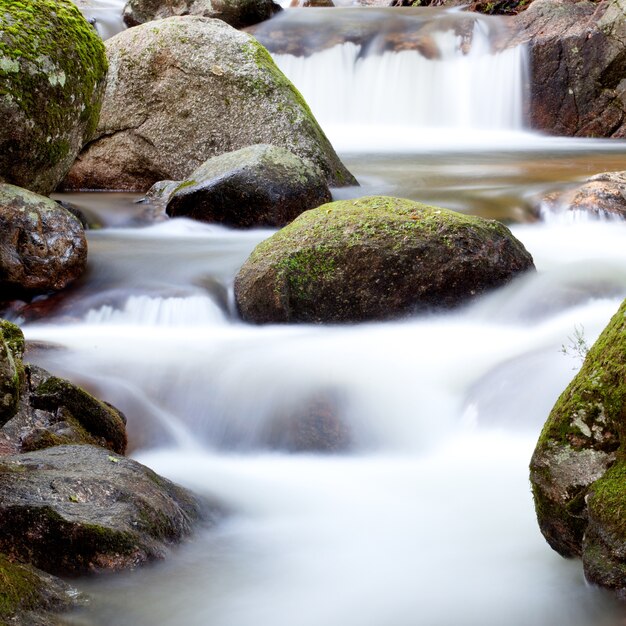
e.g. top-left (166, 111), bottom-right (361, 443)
top-left (0, 321), bottom-right (24, 360)
top-left (587, 460), bottom-right (626, 538)
top-left (278, 247), bottom-right (336, 300)
top-left (0, 0), bottom-right (108, 165)
top-left (0, 555), bottom-right (45, 619)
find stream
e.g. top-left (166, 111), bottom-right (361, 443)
top-left (15, 4), bottom-right (626, 624)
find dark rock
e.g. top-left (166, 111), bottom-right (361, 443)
top-left (538, 171), bottom-right (626, 220)
top-left (0, 184), bottom-right (88, 294)
top-left (0, 444), bottom-right (203, 575)
top-left (0, 321), bottom-right (24, 427)
top-left (0, 553), bottom-right (83, 625)
top-left (512, 0), bottom-right (626, 137)
top-left (235, 196), bottom-right (535, 324)
top-left (123, 0), bottom-right (282, 29)
top-left (163, 144), bottom-right (332, 228)
top-left (0, 0), bottom-right (107, 195)
top-left (530, 298), bottom-right (626, 592)
top-left (63, 17), bottom-right (356, 191)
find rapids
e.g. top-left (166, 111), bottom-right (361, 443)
top-left (18, 3), bottom-right (626, 625)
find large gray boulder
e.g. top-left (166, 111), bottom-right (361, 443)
top-left (0, 184), bottom-right (88, 295)
top-left (235, 196), bottom-right (535, 324)
top-left (0, 0), bottom-right (107, 195)
top-left (124, 0), bottom-right (282, 29)
top-left (63, 17), bottom-right (356, 191)
top-left (512, 0), bottom-right (626, 137)
top-left (0, 445), bottom-right (203, 575)
top-left (530, 298), bottom-right (626, 593)
top-left (161, 144), bottom-right (332, 227)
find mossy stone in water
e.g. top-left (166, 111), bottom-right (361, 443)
top-left (235, 196), bottom-right (535, 323)
top-left (0, 0), bottom-right (107, 195)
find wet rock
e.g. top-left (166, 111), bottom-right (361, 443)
top-left (0, 320), bottom-right (24, 427)
top-left (162, 144), bottom-right (332, 228)
top-left (512, 0), bottom-right (626, 137)
top-left (63, 17), bottom-right (356, 191)
top-left (0, 0), bottom-right (107, 195)
top-left (530, 298), bottom-right (626, 592)
top-left (0, 184), bottom-right (88, 295)
top-left (539, 171), bottom-right (626, 220)
top-left (0, 553), bottom-right (83, 625)
top-left (124, 0), bottom-right (282, 29)
top-left (235, 196), bottom-right (535, 324)
top-left (0, 444), bottom-right (203, 575)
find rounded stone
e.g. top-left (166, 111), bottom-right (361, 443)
top-left (0, 0), bottom-right (107, 195)
top-left (234, 196), bottom-right (535, 324)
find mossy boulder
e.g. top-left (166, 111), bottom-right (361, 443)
top-left (0, 321), bottom-right (24, 427)
top-left (0, 0), bottom-right (107, 195)
top-left (161, 144), bottom-right (332, 228)
top-left (0, 445), bottom-right (204, 575)
top-left (530, 298), bottom-right (626, 592)
top-left (0, 184), bottom-right (88, 295)
top-left (0, 553), bottom-right (81, 624)
top-left (63, 16), bottom-right (356, 191)
top-left (234, 196), bottom-right (535, 324)
top-left (123, 0), bottom-right (282, 29)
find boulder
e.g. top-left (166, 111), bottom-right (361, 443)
top-left (538, 171), bottom-right (626, 220)
top-left (512, 0), bottom-right (626, 137)
top-left (0, 444), bottom-right (203, 575)
top-left (0, 184), bottom-right (88, 295)
top-left (530, 298), bottom-right (626, 591)
top-left (0, 0), bottom-right (107, 195)
top-left (161, 144), bottom-right (332, 227)
top-left (234, 196), bottom-right (535, 324)
top-left (123, 0), bottom-right (282, 29)
top-left (63, 17), bottom-right (356, 191)
top-left (0, 554), bottom-right (82, 625)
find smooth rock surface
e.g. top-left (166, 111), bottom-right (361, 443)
top-left (63, 17), bottom-right (356, 191)
top-left (164, 144), bottom-right (332, 227)
top-left (235, 196), bottom-right (535, 324)
top-left (0, 184), bottom-right (88, 295)
top-left (0, 0), bottom-right (107, 195)
top-left (0, 445), bottom-right (203, 576)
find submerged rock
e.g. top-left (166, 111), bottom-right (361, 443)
top-left (530, 298), bottom-right (626, 592)
top-left (162, 144), bottom-right (332, 227)
top-left (0, 184), bottom-right (88, 295)
top-left (124, 0), bottom-right (282, 29)
top-left (235, 196), bottom-right (535, 324)
top-left (538, 171), bottom-right (626, 220)
top-left (0, 0), bottom-right (107, 195)
top-left (63, 17), bottom-right (356, 191)
top-left (513, 0), bottom-right (626, 137)
top-left (0, 444), bottom-right (203, 576)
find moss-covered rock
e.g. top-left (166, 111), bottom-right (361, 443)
top-left (161, 144), bottom-right (332, 227)
top-left (0, 445), bottom-right (204, 575)
top-left (235, 196), bottom-right (535, 324)
top-left (123, 0), bottom-right (282, 29)
top-left (0, 553), bottom-right (81, 624)
top-left (0, 321), bottom-right (24, 427)
top-left (63, 16), bottom-right (356, 191)
top-left (0, 0), bottom-right (107, 195)
top-left (0, 184), bottom-right (88, 295)
top-left (530, 298), bottom-right (626, 592)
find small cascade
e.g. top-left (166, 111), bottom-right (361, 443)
top-left (73, 0), bottom-right (126, 39)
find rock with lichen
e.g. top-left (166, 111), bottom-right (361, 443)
top-left (123, 0), bottom-right (281, 29)
top-left (234, 196), bottom-right (535, 324)
top-left (156, 144), bottom-right (332, 228)
top-left (0, 444), bottom-right (204, 575)
top-left (0, 0), bottom-right (107, 195)
top-left (63, 16), bottom-right (356, 191)
top-left (530, 298), bottom-right (626, 593)
top-left (0, 184), bottom-right (88, 296)
top-left (0, 320), bottom-right (24, 428)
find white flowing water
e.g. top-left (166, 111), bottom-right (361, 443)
top-left (12, 5), bottom-right (626, 626)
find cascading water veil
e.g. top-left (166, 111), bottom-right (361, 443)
top-left (10, 3), bottom-right (626, 625)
